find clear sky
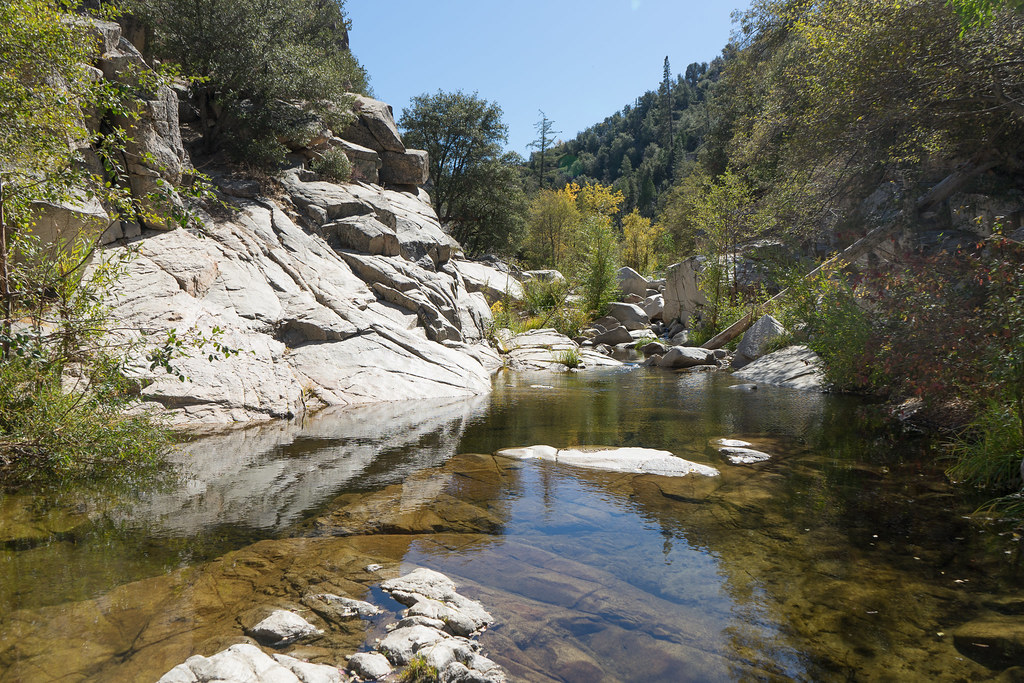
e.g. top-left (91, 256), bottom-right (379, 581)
top-left (345, 0), bottom-right (751, 156)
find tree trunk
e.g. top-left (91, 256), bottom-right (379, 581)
top-left (0, 178), bottom-right (10, 359)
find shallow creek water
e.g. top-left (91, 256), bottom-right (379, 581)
top-left (0, 368), bottom-right (1022, 681)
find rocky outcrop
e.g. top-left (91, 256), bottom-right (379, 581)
top-left (337, 95), bottom-right (431, 188)
top-left (101, 185), bottom-right (500, 425)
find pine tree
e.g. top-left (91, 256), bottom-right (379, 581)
top-left (529, 111), bottom-right (560, 189)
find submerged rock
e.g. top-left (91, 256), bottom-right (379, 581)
top-left (719, 447), bottom-right (772, 465)
top-left (954, 614), bottom-right (1024, 668)
top-left (303, 593), bottom-right (381, 623)
top-left (496, 446), bottom-right (720, 478)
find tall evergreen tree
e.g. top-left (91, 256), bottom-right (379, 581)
top-left (529, 111), bottom-right (560, 189)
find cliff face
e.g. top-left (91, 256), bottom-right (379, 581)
top-left (73, 22), bottom-right (503, 426)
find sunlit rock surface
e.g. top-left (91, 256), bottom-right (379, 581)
top-left (732, 344), bottom-right (826, 390)
top-left (495, 445), bottom-right (720, 477)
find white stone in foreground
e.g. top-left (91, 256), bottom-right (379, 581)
top-left (495, 445), bottom-right (719, 477)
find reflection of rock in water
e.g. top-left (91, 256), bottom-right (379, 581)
top-left (118, 394), bottom-right (489, 535)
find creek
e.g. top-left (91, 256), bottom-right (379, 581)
top-left (0, 367), bottom-right (1020, 681)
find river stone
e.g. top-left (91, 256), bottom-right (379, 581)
top-left (718, 447), bottom-right (772, 465)
top-left (347, 652), bottom-right (392, 679)
top-left (377, 624), bottom-right (448, 665)
top-left (178, 644), bottom-right (304, 683)
top-left (592, 324), bottom-right (633, 346)
top-left (607, 302), bottom-right (651, 331)
top-left (440, 661), bottom-right (507, 683)
top-left (395, 615), bottom-right (448, 630)
top-left (247, 610), bottom-right (321, 645)
top-left (382, 568), bottom-right (493, 636)
top-left (495, 445), bottom-right (720, 478)
top-left (732, 345), bottom-right (826, 391)
top-left (641, 341), bottom-right (668, 356)
top-left (272, 653), bottom-right (344, 683)
top-left (658, 346), bottom-right (715, 368)
top-left (406, 597), bottom-right (483, 637)
top-left (418, 638), bottom-right (478, 671)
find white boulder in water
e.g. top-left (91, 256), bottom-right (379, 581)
top-left (495, 445), bottom-right (719, 477)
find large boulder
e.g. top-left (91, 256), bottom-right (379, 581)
top-left (606, 302), bottom-right (650, 331)
top-left (592, 324), bottom-right (633, 346)
top-left (732, 345), bottom-right (826, 390)
top-left (380, 149), bottom-right (429, 186)
top-left (733, 314), bottom-right (787, 368)
top-left (642, 293), bottom-right (664, 321)
top-left (617, 266), bottom-right (649, 298)
top-left (663, 257), bottom-right (709, 327)
top-left (657, 346), bottom-right (716, 369)
top-left (332, 138), bottom-right (381, 183)
top-left (338, 95), bottom-right (405, 154)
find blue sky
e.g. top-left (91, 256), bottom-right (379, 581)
top-left (345, 1), bottom-right (751, 155)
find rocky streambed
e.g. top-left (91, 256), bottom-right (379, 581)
top-left (2, 371), bottom-right (1023, 682)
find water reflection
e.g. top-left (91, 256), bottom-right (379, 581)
top-left (124, 393), bottom-right (490, 536)
top-left (1, 368), bottom-right (1020, 682)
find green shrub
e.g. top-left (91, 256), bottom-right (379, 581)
top-left (522, 277), bottom-right (569, 315)
top-left (400, 656), bottom-right (439, 683)
top-left (947, 401), bottom-right (1023, 491)
top-left (575, 215), bottom-right (620, 316)
top-left (310, 147), bottom-right (352, 183)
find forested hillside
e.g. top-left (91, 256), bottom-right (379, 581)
top-left (527, 57), bottom-right (725, 217)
